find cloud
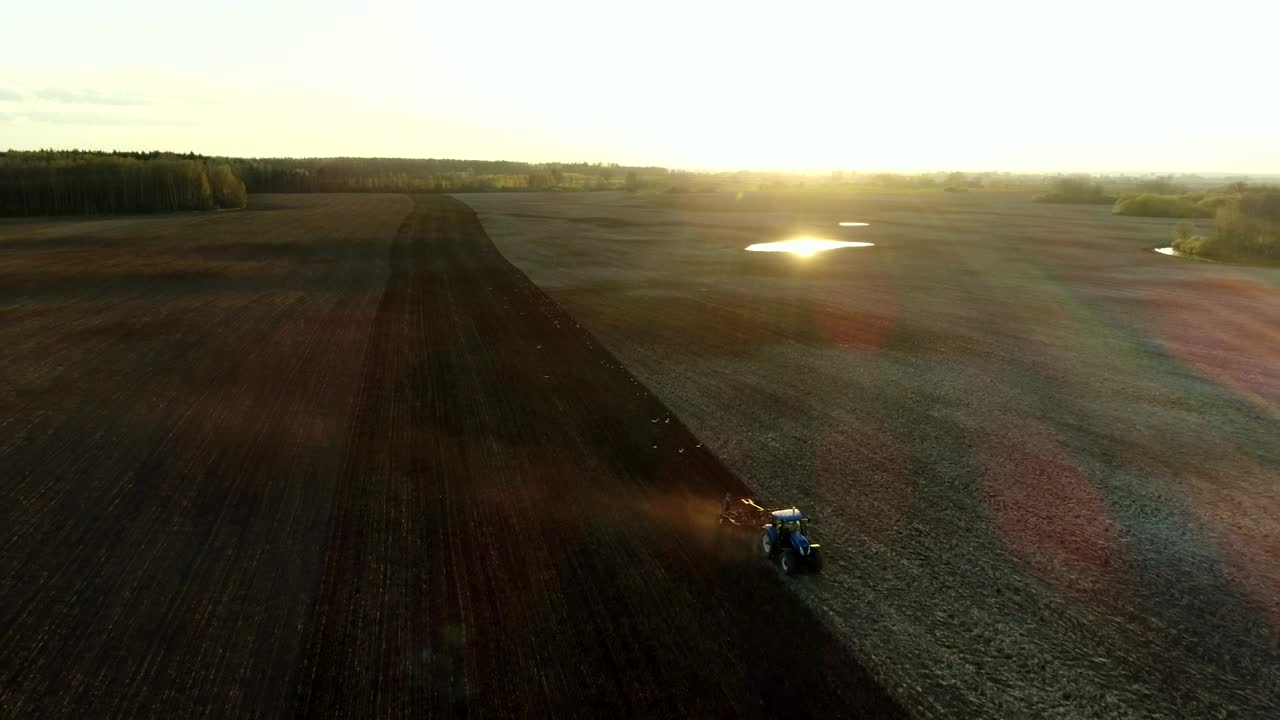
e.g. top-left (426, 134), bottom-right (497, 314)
top-left (0, 110), bottom-right (197, 127)
top-left (0, 88), bottom-right (21, 101)
top-left (33, 88), bottom-right (152, 106)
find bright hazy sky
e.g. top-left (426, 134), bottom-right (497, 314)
top-left (2, 0), bottom-right (1276, 173)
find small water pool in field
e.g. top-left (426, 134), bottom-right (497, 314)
top-left (838, 222), bottom-right (870, 227)
top-left (1155, 247), bottom-right (1216, 262)
top-left (746, 238), bottom-right (874, 257)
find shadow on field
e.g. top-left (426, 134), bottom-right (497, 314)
top-left (292, 195), bottom-right (904, 718)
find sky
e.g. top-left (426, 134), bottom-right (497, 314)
top-left (1, 0), bottom-right (1276, 173)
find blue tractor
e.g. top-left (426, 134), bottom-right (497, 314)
top-left (760, 507), bottom-right (823, 574)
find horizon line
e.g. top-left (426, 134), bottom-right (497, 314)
top-left (3, 147), bottom-right (1276, 178)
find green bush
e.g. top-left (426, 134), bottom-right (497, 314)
top-left (1033, 176), bottom-right (1114, 204)
top-left (1169, 220), bottom-right (1208, 254)
top-left (1172, 189), bottom-right (1280, 264)
top-left (1112, 193), bottom-right (1213, 218)
top-left (1195, 194), bottom-right (1232, 213)
top-left (1132, 176), bottom-right (1184, 194)
top-left (1236, 187), bottom-right (1280, 223)
top-left (1171, 235), bottom-right (1211, 255)
top-left (1112, 183), bottom-right (1267, 219)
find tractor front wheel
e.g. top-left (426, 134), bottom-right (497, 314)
top-left (780, 549), bottom-right (797, 575)
top-left (809, 548), bottom-right (823, 573)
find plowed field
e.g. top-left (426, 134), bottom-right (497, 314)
top-left (464, 190), bottom-right (1280, 720)
top-left (0, 194), bottom-right (901, 718)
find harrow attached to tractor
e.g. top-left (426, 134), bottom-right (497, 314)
top-left (720, 496), bottom-right (823, 574)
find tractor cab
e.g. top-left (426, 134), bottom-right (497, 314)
top-left (770, 508), bottom-right (807, 537)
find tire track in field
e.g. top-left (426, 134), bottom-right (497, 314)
top-left (295, 195), bottom-right (901, 718)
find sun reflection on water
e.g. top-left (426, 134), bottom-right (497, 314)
top-left (746, 237), bottom-right (874, 257)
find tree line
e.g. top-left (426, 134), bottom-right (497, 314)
top-left (0, 150), bottom-right (247, 216)
top-left (229, 157), bottom-right (668, 194)
top-left (0, 152), bottom-right (673, 215)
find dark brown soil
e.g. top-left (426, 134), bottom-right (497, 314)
top-left (0, 195), bottom-right (902, 718)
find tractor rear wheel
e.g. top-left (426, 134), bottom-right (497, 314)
top-left (780, 549), bottom-right (797, 575)
top-left (809, 548), bottom-right (823, 573)
top-left (760, 532), bottom-right (773, 557)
